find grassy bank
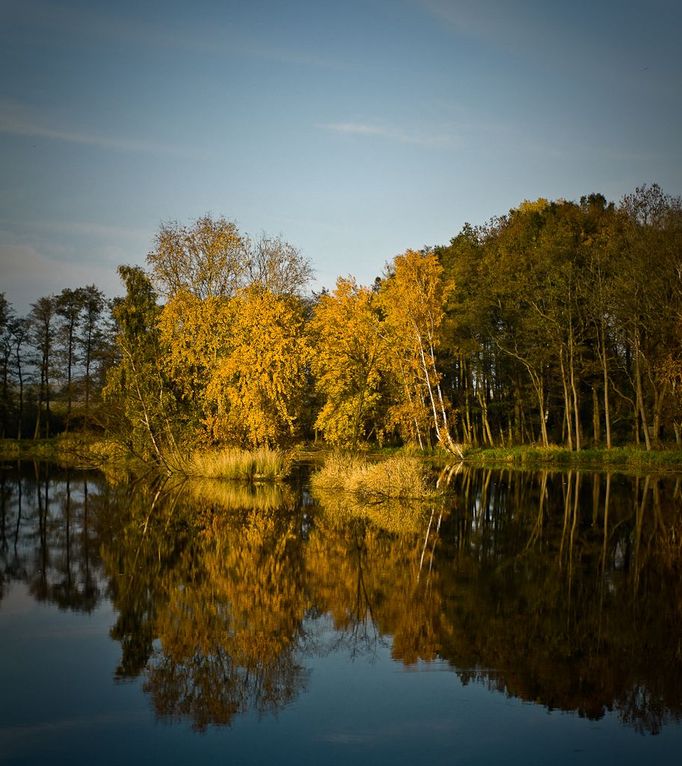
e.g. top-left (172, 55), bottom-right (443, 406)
top-left (4, 436), bottom-right (681, 479)
top-left (0, 437), bottom-right (289, 482)
top-left (462, 445), bottom-right (682, 471)
top-left (0, 434), bottom-right (131, 470)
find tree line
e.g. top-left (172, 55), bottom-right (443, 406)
top-left (0, 285), bottom-right (111, 438)
top-left (2, 185), bottom-right (680, 457)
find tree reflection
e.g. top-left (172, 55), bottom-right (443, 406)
top-left (89, 466), bottom-right (682, 733)
top-left (432, 467), bottom-right (682, 734)
top-left (0, 462), bottom-right (104, 611)
top-left (100, 478), bottom-right (308, 730)
top-left (2, 462), bottom-right (682, 735)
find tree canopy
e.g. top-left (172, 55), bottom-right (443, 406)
top-left (3, 188), bottom-right (680, 458)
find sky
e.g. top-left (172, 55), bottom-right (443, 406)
top-left (1, 0), bottom-right (681, 313)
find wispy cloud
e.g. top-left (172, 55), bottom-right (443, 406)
top-left (416, 0), bottom-right (681, 87)
top-left (6, 0), bottom-right (346, 71)
top-left (0, 101), bottom-right (193, 157)
top-left (316, 121), bottom-right (456, 147)
top-left (23, 219), bottom-right (151, 242)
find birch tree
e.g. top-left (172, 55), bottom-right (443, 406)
top-left (380, 250), bottom-right (461, 455)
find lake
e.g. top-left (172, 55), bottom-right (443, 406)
top-left (1, 461), bottom-right (681, 765)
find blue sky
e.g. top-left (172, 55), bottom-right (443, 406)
top-left (1, 0), bottom-right (681, 312)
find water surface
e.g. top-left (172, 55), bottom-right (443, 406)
top-left (1, 462), bottom-right (681, 764)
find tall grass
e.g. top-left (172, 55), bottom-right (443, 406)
top-left (311, 453), bottom-right (436, 499)
top-left (183, 447), bottom-right (288, 481)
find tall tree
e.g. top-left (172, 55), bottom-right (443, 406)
top-left (78, 285), bottom-right (108, 422)
top-left (617, 184), bottom-right (682, 447)
top-left (380, 250), bottom-right (461, 455)
top-left (56, 287), bottom-right (86, 431)
top-left (29, 296), bottom-right (57, 438)
top-left (9, 317), bottom-right (29, 439)
top-left (104, 266), bottom-right (179, 467)
top-left (0, 294), bottom-right (13, 437)
top-left (310, 277), bottom-right (386, 447)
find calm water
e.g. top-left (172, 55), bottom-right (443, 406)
top-left (1, 462), bottom-right (681, 765)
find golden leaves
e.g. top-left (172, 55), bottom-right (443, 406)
top-left (309, 277), bottom-right (385, 446)
top-left (202, 287), bottom-right (310, 448)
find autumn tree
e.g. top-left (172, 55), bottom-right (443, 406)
top-left (380, 250), bottom-right (461, 455)
top-left (157, 289), bottom-right (232, 435)
top-left (150, 215), bottom-right (313, 449)
top-left (147, 215), bottom-right (247, 299)
top-left (204, 286), bottom-right (310, 448)
top-left (309, 277), bottom-right (386, 447)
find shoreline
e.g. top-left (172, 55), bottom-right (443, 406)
top-left (2, 437), bottom-right (682, 476)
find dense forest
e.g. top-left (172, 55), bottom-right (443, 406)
top-left (1, 184), bottom-right (680, 461)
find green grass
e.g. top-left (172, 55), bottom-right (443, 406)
top-left (462, 445), bottom-right (682, 470)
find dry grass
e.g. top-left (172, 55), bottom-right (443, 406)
top-left (310, 453), bottom-right (436, 499)
top-left (183, 447), bottom-right (288, 481)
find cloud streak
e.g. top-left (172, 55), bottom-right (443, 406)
top-left (316, 121), bottom-right (456, 147)
top-left (0, 101), bottom-right (196, 157)
top-left (6, 0), bottom-right (346, 72)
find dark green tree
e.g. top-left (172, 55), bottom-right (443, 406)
top-left (104, 266), bottom-right (181, 468)
top-left (29, 295), bottom-right (58, 438)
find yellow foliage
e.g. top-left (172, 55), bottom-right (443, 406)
top-left (309, 277), bottom-right (386, 446)
top-left (158, 290), bottom-right (232, 401)
top-left (517, 198), bottom-right (550, 215)
top-left (379, 250), bottom-right (456, 449)
top-left (204, 286), bottom-right (310, 448)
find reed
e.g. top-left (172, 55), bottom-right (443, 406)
top-left (311, 453), bottom-right (436, 499)
top-left (183, 447), bottom-right (288, 481)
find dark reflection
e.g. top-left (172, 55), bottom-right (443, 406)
top-left (0, 461), bottom-right (105, 611)
top-left (2, 462), bottom-right (682, 734)
top-left (428, 468), bottom-right (682, 735)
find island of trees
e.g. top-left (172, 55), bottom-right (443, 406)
top-left (1, 184), bottom-right (680, 467)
